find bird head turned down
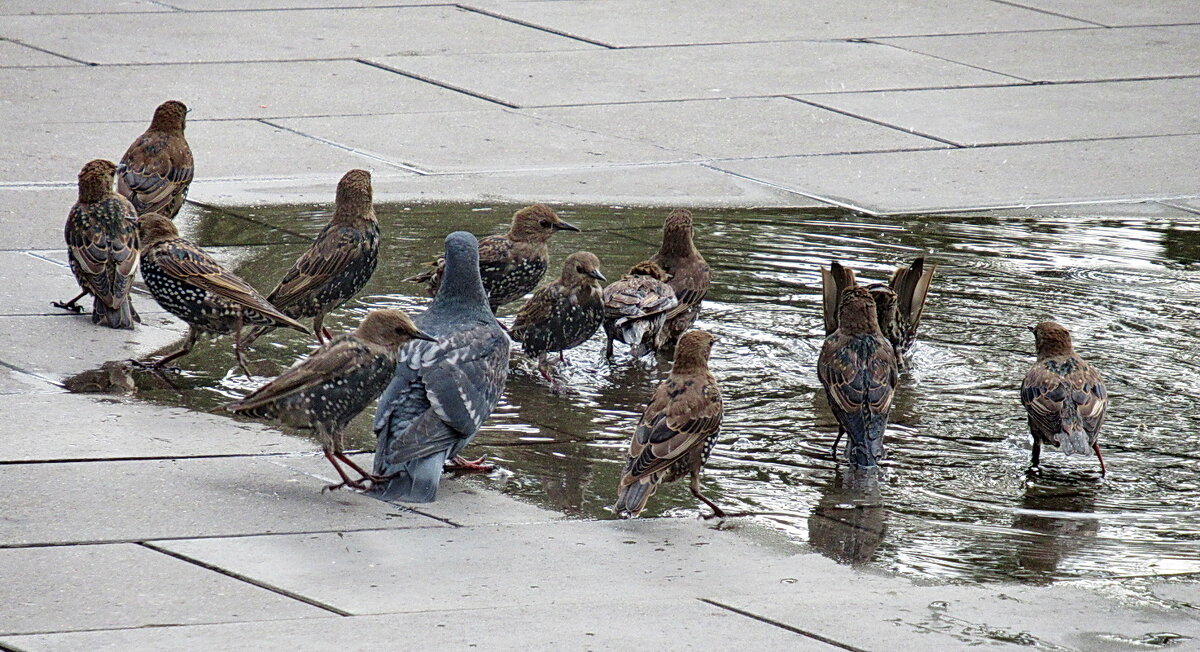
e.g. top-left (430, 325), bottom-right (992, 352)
top-left (658, 209), bottom-right (698, 257)
top-left (627, 260), bottom-right (670, 282)
top-left (356, 309), bottom-right (436, 349)
top-left (673, 330), bottom-right (715, 371)
top-left (562, 251), bottom-right (606, 285)
top-left (149, 100), bottom-right (188, 132)
top-left (1031, 321), bottom-right (1074, 358)
top-left (335, 169), bottom-right (373, 207)
top-left (836, 286), bottom-right (882, 335)
top-left (507, 204), bottom-right (580, 242)
top-left (137, 213), bottom-right (179, 248)
top-left (867, 284), bottom-right (897, 327)
top-left (77, 159), bottom-right (118, 202)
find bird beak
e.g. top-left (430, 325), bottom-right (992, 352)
top-left (587, 269), bottom-right (607, 282)
top-left (413, 329), bottom-right (437, 342)
top-left (554, 220), bottom-right (581, 232)
top-left (1026, 325), bottom-right (1037, 333)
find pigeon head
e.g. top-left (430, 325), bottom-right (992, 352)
top-left (150, 100), bottom-right (188, 132)
top-left (334, 169), bottom-right (375, 223)
top-left (433, 231), bottom-right (490, 311)
top-left (1032, 321), bottom-right (1074, 359)
top-left (658, 208), bottom-right (699, 257)
top-left (673, 329), bottom-right (715, 372)
top-left (137, 213), bottom-right (179, 249)
top-left (628, 260), bottom-right (670, 282)
top-left (77, 159), bottom-right (118, 202)
top-left (507, 204), bottom-right (579, 243)
top-left (867, 284), bottom-right (897, 333)
top-left (356, 309), bottom-right (436, 350)
top-left (836, 286), bottom-right (882, 336)
top-left (561, 251), bottom-right (606, 287)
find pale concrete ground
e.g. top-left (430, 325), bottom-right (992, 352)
top-left (1, 2), bottom-right (1199, 650)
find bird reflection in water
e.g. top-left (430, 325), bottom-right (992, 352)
top-left (807, 468), bottom-right (887, 565)
top-left (1011, 483), bottom-right (1099, 577)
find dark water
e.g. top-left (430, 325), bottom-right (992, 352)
top-left (96, 202), bottom-right (1200, 585)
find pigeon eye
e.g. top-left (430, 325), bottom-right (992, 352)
top-left (540, 219), bottom-right (551, 228)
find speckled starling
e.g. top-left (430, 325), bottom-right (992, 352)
top-left (137, 214), bottom-right (309, 375)
top-left (510, 251), bottom-right (606, 383)
top-left (614, 330), bottom-right (726, 518)
top-left (245, 169), bottom-right (379, 346)
top-left (601, 260), bottom-right (678, 360)
top-left (818, 286), bottom-right (898, 468)
top-left (227, 309), bottom-right (434, 491)
top-left (53, 159), bottom-right (140, 329)
top-left (118, 100), bottom-right (193, 219)
top-left (371, 231), bottom-right (511, 503)
top-left (649, 209), bottom-right (710, 353)
top-left (821, 257), bottom-right (935, 364)
top-left (404, 204), bottom-right (580, 311)
top-left (1020, 322), bottom-right (1108, 476)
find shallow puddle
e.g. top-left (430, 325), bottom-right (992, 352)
top-left (99, 201), bottom-right (1200, 584)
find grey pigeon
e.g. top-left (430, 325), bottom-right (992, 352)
top-left (369, 231), bottom-right (510, 502)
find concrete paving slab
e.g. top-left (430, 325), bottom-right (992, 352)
top-left (154, 519), bottom-right (803, 615)
top-left (1161, 198), bottom-right (1200, 215)
top-left (1152, 580), bottom-right (1200, 607)
top-left (0, 367), bottom-right (58, 395)
top-left (528, 97), bottom-right (948, 159)
top-left (0, 6), bottom-right (598, 65)
top-left (714, 134), bottom-right (1200, 214)
top-left (0, 455), bottom-right (446, 546)
top-left (0, 393), bottom-right (318, 461)
top-left (165, 0), bottom-right (450, 8)
top-left (959, 200), bottom-right (1200, 219)
top-left (0, 314), bottom-right (186, 382)
top-left (0, 187), bottom-right (76, 251)
top-left (379, 40), bottom-right (1019, 107)
top-left (0, 61), bottom-right (490, 125)
top-left (0, 251), bottom-right (120, 316)
top-left (798, 78), bottom-right (1200, 147)
top-left (468, 0), bottom-right (1089, 47)
top-left (0, 543), bottom-right (331, 636)
top-left (0, 39), bottom-right (78, 67)
top-left (1005, 0), bottom-right (1200, 27)
top-left (0, 1), bottom-right (168, 15)
top-left (270, 110), bottom-right (694, 174)
top-left (187, 163), bottom-right (824, 208)
top-left (879, 24), bottom-right (1200, 82)
top-left (1, 119), bottom-right (394, 186)
top-left (0, 599), bottom-right (828, 651)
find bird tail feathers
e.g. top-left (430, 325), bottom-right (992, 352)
top-left (1058, 428), bottom-right (1090, 456)
top-left (614, 476), bottom-right (659, 518)
top-left (91, 295), bottom-right (137, 329)
top-left (368, 452), bottom-right (447, 503)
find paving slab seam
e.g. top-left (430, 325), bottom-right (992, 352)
top-left (0, 615), bottom-right (345, 641)
top-left (699, 599), bottom-right (871, 652)
top-left (783, 97), bottom-right (964, 147)
top-left (256, 118), bottom-right (431, 174)
top-left (455, 4), bottom-right (616, 49)
top-left (864, 38), bottom-right (1035, 83)
top-left (594, 25), bottom-right (1102, 50)
top-left (0, 359), bottom-right (64, 390)
top-left (699, 164), bottom-right (878, 215)
top-left (139, 542), bottom-right (356, 616)
top-left (0, 522), bottom-right (449, 551)
top-left (184, 199), bottom-right (312, 240)
top-left (0, 38), bottom-right (91, 66)
top-left (875, 194), bottom-right (1200, 217)
top-left (0, 451), bottom-right (326, 467)
top-left (354, 58), bottom-right (522, 109)
top-left (986, 0), bottom-right (1109, 27)
top-left (166, 3), bottom-right (460, 14)
top-left (1158, 200), bottom-right (1200, 216)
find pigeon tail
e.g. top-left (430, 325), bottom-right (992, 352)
top-left (92, 295), bottom-right (137, 329)
top-left (369, 451), bottom-right (448, 503)
top-left (614, 476), bottom-right (658, 518)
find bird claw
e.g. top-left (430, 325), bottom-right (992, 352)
top-left (51, 301), bottom-right (84, 314)
top-left (445, 456), bottom-right (495, 473)
top-left (1025, 465), bottom-right (1042, 478)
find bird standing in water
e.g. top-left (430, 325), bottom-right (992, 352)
top-left (601, 260), bottom-right (678, 360)
top-left (821, 257), bottom-right (935, 367)
top-left (615, 330), bottom-right (726, 519)
top-left (246, 169), bottom-right (379, 346)
top-left (137, 214), bottom-right (308, 375)
top-left (118, 100), bottom-right (193, 219)
top-left (650, 209), bottom-right (710, 353)
top-left (54, 159), bottom-right (140, 329)
top-left (1020, 321), bottom-right (1108, 476)
top-left (510, 251), bottom-right (606, 387)
top-left (818, 286), bottom-right (898, 468)
top-left (227, 309), bottom-right (434, 491)
top-left (404, 204), bottom-right (579, 312)
top-left (371, 232), bottom-right (511, 503)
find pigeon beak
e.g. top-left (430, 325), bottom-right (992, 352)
top-left (587, 269), bottom-right (607, 282)
top-left (554, 220), bottom-right (581, 232)
top-left (413, 329), bottom-right (437, 342)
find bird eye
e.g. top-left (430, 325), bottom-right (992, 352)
top-left (540, 219), bottom-right (551, 228)
top-left (395, 327), bottom-right (404, 334)
top-left (576, 265), bottom-right (585, 273)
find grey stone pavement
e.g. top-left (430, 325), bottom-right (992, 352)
top-left (2, 1), bottom-right (1200, 650)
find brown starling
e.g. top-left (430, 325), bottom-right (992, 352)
top-left (245, 169), bottom-right (379, 346)
top-left (821, 257), bottom-right (935, 364)
top-left (404, 204), bottom-right (580, 311)
top-left (137, 214), bottom-right (309, 375)
top-left (53, 159), bottom-right (141, 329)
top-left (601, 260), bottom-right (678, 360)
top-left (1020, 322), bottom-right (1108, 476)
top-left (818, 286), bottom-right (898, 468)
top-left (118, 100), bottom-right (194, 219)
top-left (649, 209), bottom-right (710, 353)
top-left (510, 251), bottom-right (606, 384)
top-left (227, 309), bottom-right (434, 491)
top-left (614, 330), bottom-right (726, 518)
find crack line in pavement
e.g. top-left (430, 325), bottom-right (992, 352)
top-left (865, 39), bottom-right (1035, 83)
top-left (784, 97), bottom-right (964, 147)
top-left (454, 4), bottom-right (616, 49)
top-left (353, 58), bottom-right (522, 109)
top-left (0, 37), bottom-right (93, 66)
top-left (699, 599), bottom-right (871, 652)
top-left (1, 523), bottom-right (447, 550)
top-left (257, 118), bottom-right (430, 174)
top-left (139, 542), bottom-right (355, 616)
top-left (699, 165), bottom-right (874, 214)
top-left (985, 0), bottom-right (1110, 27)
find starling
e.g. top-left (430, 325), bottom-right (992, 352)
top-left (601, 260), bottom-right (678, 360)
top-left (227, 309), bottom-right (434, 491)
top-left (370, 231), bottom-right (511, 503)
top-left (118, 100), bottom-right (194, 219)
top-left (404, 204), bottom-right (580, 311)
top-left (245, 169), bottom-right (379, 346)
top-left (1020, 322), bottom-right (1108, 476)
top-left (821, 257), bottom-right (936, 363)
top-left (53, 159), bottom-right (141, 329)
top-left (818, 286), bottom-right (898, 468)
top-left (510, 251), bottom-right (606, 384)
top-left (137, 214), bottom-right (309, 375)
top-left (614, 330), bottom-right (727, 519)
top-left (649, 209), bottom-right (710, 353)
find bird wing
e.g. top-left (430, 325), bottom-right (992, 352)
top-left (889, 257), bottom-right (936, 333)
top-left (373, 322), bottom-right (509, 464)
top-left (118, 133), bottom-right (193, 211)
top-left (227, 337), bottom-right (378, 413)
top-left (476, 235), bottom-right (515, 272)
top-left (268, 223), bottom-right (372, 308)
top-left (820, 261), bottom-right (857, 336)
top-left (663, 262), bottom-right (710, 320)
top-left (1021, 357), bottom-right (1107, 438)
top-left (65, 197), bottom-right (140, 308)
top-left (510, 284), bottom-right (559, 340)
top-left (603, 277), bottom-right (678, 322)
top-left (623, 373), bottom-right (722, 483)
top-left (818, 333), bottom-right (896, 417)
